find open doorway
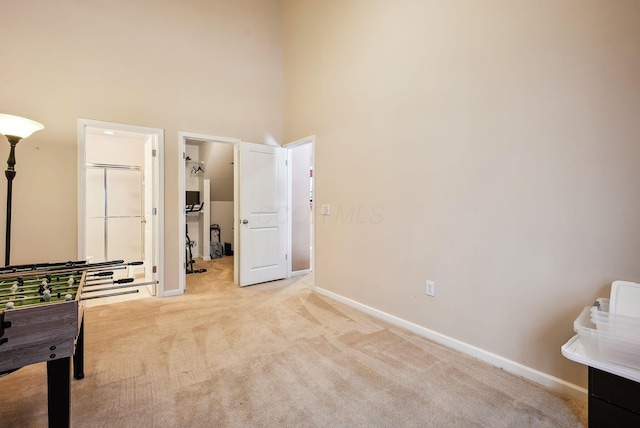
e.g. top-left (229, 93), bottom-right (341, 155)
top-left (77, 119), bottom-right (164, 303)
top-left (286, 136), bottom-right (315, 277)
top-left (178, 132), bottom-right (315, 292)
top-left (184, 138), bottom-right (235, 273)
top-left (178, 132), bottom-right (239, 294)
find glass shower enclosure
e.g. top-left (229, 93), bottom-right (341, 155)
top-left (85, 164), bottom-right (144, 265)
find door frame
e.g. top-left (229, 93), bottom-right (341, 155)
top-left (77, 118), bottom-right (165, 296)
top-left (178, 131), bottom-right (240, 295)
top-left (284, 135), bottom-right (316, 277)
top-left (178, 133), bottom-right (316, 290)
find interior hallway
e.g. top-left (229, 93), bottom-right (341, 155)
top-left (0, 257), bottom-right (586, 427)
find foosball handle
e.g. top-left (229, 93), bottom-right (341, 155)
top-left (128, 261), bottom-right (144, 266)
top-left (1, 312), bottom-right (9, 341)
top-left (93, 271), bottom-right (113, 277)
top-left (114, 278), bottom-right (135, 284)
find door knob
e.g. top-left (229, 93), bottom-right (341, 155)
top-left (242, 219), bottom-right (249, 224)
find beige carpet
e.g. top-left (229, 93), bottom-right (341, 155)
top-left (0, 257), bottom-right (586, 427)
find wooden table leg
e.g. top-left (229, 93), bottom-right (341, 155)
top-left (47, 357), bottom-right (71, 428)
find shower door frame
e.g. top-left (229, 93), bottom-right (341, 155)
top-left (86, 163), bottom-right (145, 262)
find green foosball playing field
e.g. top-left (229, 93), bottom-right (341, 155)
top-left (0, 272), bottom-right (82, 309)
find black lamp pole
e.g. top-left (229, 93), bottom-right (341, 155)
top-left (0, 114), bottom-right (44, 266)
top-left (4, 135), bottom-right (20, 266)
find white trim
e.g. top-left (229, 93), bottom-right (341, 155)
top-left (286, 149), bottom-right (293, 276)
top-left (283, 135), bottom-right (316, 278)
top-left (77, 118), bottom-right (165, 297)
top-left (178, 133), bottom-right (186, 295)
top-left (310, 139), bottom-right (316, 274)
top-left (162, 288), bottom-right (184, 298)
top-left (77, 121), bottom-right (87, 261)
top-left (178, 131), bottom-right (241, 292)
top-left (183, 132), bottom-right (238, 145)
top-left (155, 134), bottom-right (165, 297)
top-left (291, 269), bottom-right (311, 277)
top-left (233, 144), bottom-right (239, 285)
top-left (202, 179), bottom-right (211, 261)
top-left (314, 286), bottom-right (588, 402)
top-left (284, 135), bottom-right (315, 149)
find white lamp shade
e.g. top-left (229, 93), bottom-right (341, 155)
top-left (0, 113), bottom-right (44, 139)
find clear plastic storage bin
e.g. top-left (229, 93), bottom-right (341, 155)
top-left (590, 298), bottom-right (640, 342)
top-left (574, 306), bottom-right (640, 370)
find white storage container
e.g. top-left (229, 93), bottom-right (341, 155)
top-left (590, 298), bottom-right (640, 341)
top-left (610, 280), bottom-right (640, 317)
top-left (574, 307), bottom-right (640, 370)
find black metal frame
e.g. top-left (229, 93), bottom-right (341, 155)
top-left (185, 224), bottom-right (206, 274)
top-left (46, 315), bottom-right (85, 427)
top-left (4, 134), bottom-right (20, 266)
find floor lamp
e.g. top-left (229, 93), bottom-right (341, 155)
top-left (0, 114), bottom-right (44, 266)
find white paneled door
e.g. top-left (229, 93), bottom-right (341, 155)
top-left (238, 142), bottom-right (287, 286)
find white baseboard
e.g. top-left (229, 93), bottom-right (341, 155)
top-left (291, 269), bottom-right (312, 277)
top-left (314, 286), bottom-right (587, 401)
top-left (161, 288), bottom-right (184, 297)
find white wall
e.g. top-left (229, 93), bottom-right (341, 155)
top-left (0, 0), bottom-right (283, 293)
top-left (200, 141), bottom-right (235, 251)
top-left (201, 142), bottom-right (234, 201)
top-left (210, 201), bottom-right (234, 251)
top-left (86, 131), bottom-right (146, 166)
top-left (284, 0), bottom-right (640, 390)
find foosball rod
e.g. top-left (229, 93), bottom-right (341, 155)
top-left (0, 280), bottom-right (79, 294)
top-left (76, 262), bottom-right (141, 277)
top-left (83, 277), bottom-right (135, 287)
top-left (82, 280), bottom-right (158, 294)
top-left (84, 271), bottom-right (116, 280)
top-left (81, 289), bottom-right (139, 300)
top-left (0, 260), bottom-right (123, 277)
top-left (82, 267), bottom-right (132, 282)
top-left (0, 270), bottom-right (82, 281)
top-left (84, 272), bottom-right (129, 282)
top-left (0, 276), bottom-right (80, 289)
top-left (0, 272), bottom-right (133, 295)
top-left (1, 291), bottom-right (78, 306)
top-left (0, 287), bottom-right (77, 300)
top-left (86, 267), bottom-right (127, 277)
top-left (0, 276), bottom-right (80, 288)
top-left (1, 280), bottom-right (151, 305)
top-left (84, 276), bottom-right (114, 283)
top-left (0, 260), bottom-right (141, 281)
top-left (0, 283), bottom-right (79, 299)
top-left (0, 259), bottom-right (88, 274)
top-left (44, 261), bottom-right (141, 275)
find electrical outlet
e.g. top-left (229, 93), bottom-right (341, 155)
top-left (426, 280), bottom-right (435, 297)
top-left (321, 204), bottom-right (331, 215)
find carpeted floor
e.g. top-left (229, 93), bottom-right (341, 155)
top-left (0, 257), bottom-right (586, 427)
